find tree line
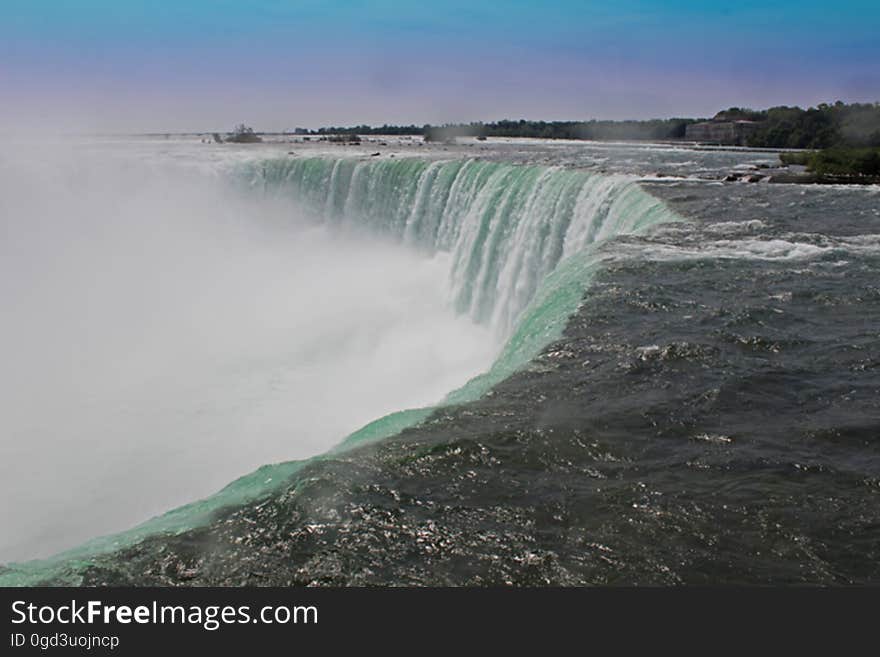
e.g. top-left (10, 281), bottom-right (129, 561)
top-left (306, 119), bottom-right (698, 141)
top-left (741, 102), bottom-right (880, 149)
top-left (301, 101), bottom-right (879, 149)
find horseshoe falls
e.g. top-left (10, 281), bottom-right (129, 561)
top-left (245, 157), bottom-right (673, 336)
top-left (0, 148), bottom-right (678, 585)
top-left (238, 156), bottom-right (678, 422)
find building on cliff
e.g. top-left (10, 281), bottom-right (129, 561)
top-left (685, 120), bottom-right (759, 145)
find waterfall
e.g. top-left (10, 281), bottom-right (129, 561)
top-left (0, 155), bottom-right (680, 585)
top-left (242, 157), bottom-right (677, 336)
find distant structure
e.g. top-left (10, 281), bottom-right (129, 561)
top-left (224, 124), bottom-right (262, 143)
top-left (685, 120), bottom-right (759, 146)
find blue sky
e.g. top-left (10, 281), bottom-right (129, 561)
top-left (1, 1), bottom-right (878, 131)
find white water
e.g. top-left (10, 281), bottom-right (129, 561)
top-left (246, 156), bottom-right (673, 335)
top-left (0, 146), bottom-right (497, 561)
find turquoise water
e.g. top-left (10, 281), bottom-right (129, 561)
top-left (0, 156), bottom-right (678, 585)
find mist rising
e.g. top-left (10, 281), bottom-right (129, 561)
top-left (0, 142), bottom-right (496, 561)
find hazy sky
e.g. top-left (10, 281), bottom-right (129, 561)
top-left (1, 0), bottom-right (878, 132)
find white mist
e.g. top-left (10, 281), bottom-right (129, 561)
top-left (0, 142), bottom-right (497, 562)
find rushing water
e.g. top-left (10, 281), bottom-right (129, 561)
top-left (0, 141), bottom-right (677, 582)
top-left (2, 138), bottom-right (878, 585)
top-left (242, 157), bottom-right (674, 332)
